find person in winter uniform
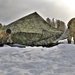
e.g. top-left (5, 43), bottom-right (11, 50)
top-left (67, 18), bottom-right (75, 44)
top-left (0, 29), bottom-right (13, 46)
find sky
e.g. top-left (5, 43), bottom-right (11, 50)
top-left (0, 0), bottom-right (75, 25)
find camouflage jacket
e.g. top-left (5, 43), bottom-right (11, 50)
top-left (0, 31), bottom-right (13, 44)
top-left (67, 18), bottom-right (75, 34)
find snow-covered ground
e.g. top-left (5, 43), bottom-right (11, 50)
top-left (0, 39), bottom-right (75, 75)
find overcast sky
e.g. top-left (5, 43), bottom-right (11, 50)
top-left (0, 0), bottom-right (75, 25)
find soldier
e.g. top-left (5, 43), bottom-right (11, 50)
top-left (0, 29), bottom-right (13, 46)
top-left (67, 18), bottom-right (75, 44)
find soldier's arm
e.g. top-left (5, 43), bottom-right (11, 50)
top-left (0, 32), bottom-right (5, 39)
top-left (8, 34), bottom-right (13, 43)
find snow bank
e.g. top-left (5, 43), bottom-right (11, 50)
top-left (0, 41), bottom-right (75, 75)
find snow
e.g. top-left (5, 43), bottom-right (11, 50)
top-left (0, 39), bottom-right (75, 75)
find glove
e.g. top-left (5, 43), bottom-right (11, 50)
top-left (0, 43), bottom-right (4, 47)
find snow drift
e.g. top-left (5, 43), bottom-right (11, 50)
top-left (0, 39), bottom-right (75, 75)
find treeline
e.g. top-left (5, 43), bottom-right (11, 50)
top-left (46, 18), bottom-right (65, 31)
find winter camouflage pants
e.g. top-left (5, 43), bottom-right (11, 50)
top-left (67, 31), bottom-right (75, 44)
